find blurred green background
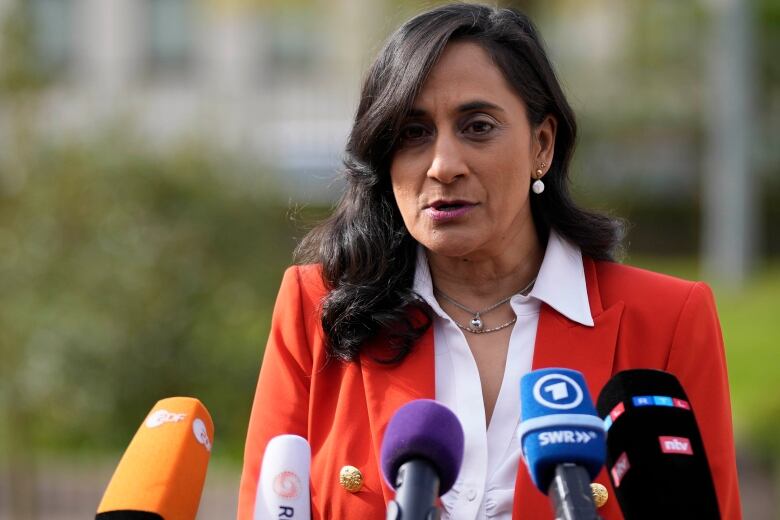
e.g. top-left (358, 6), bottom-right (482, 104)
top-left (0, 0), bottom-right (778, 518)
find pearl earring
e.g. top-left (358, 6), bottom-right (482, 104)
top-left (532, 162), bottom-right (545, 194)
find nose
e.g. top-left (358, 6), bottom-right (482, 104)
top-left (427, 131), bottom-right (467, 184)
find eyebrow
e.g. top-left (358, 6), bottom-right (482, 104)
top-left (407, 100), bottom-right (504, 117)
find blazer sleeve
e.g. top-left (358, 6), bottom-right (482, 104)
top-left (237, 266), bottom-right (315, 520)
top-left (666, 282), bottom-right (742, 519)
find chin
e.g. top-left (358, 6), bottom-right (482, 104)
top-left (417, 233), bottom-right (483, 260)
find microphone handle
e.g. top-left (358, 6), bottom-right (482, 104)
top-left (386, 460), bottom-right (441, 520)
top-left (548, 463), bottom-right (599, 520)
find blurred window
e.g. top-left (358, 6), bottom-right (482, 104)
top-left (28, 0), bottom-right (74, 79)
top-left (145, 0), bottom-right (194, 76)
top-left (266, 9), bottom-right (321, 82)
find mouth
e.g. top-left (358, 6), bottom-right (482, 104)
top-left (428, 200), bottom-right (474, 211)
top-left (424, 200), bottom-right (477, 222)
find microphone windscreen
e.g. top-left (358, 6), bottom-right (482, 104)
top-left (596, 369), bottom-right (720, 518)
top-left (254, 434), bottom-right (311, 520)
top-left (518, 368), bottom-right (605, 493)
top-left (96, 397), bottom-right (214, 520)
top-left (380, 399), bottom-right (464, 495)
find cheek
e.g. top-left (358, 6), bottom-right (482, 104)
top-left (489, 164), bottom-right (531, 216)
top-left (391, 183), bottom-right (417, 228)
top-left (389, 163), bottom-right (420, 221)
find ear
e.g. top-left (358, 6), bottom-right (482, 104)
top-left (533, 115), bottom-right (557, 176)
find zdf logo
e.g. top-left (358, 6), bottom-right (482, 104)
top-left (532, 373), bottom-right (584, 410)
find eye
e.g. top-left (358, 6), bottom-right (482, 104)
top-left (464, 119), bottom-right (495, 136)
top-left (400, 123), bottom-right (431, 141)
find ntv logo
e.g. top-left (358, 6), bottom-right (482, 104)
top-left (659, 436), bottom-right (694, 455)
top-left (532, 373), bottom-right (584, 410)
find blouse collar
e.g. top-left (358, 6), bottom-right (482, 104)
top-left (412, 229), bottom-right (594, 327)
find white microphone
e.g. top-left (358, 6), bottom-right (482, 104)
top-left (254, 434), bottom-right (311, 520)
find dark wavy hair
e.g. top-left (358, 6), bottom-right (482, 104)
top-left (295, 3), bottom-right (624, 363)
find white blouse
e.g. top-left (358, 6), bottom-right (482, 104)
top-left (411, 231), bottom-right (594, 519)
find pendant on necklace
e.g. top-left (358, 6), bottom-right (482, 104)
top-left (470, 315), bottom-right (483, 331)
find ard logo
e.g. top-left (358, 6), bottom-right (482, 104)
top-left (532, 373), bottom-right (584, 410)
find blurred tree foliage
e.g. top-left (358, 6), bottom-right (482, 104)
top-left (0, 0), bottom-right (317, 469)
top-left (0, 0), bottom-right (46, 93)
top-left (0, 131), bottom-right (308, 461)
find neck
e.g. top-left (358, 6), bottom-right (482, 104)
top-left (427, 226), bottom-right (545, 306)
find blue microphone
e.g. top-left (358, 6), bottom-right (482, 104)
top-left (519, 368), bottom-right (605, 519)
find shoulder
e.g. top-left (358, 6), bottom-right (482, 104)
top-left (277, 263), bottom-right (329, 308)
top-left (594, 259), bottom-right (701, 298)
top-left (590, 259), bottom-right (716, 332)
top-left (268, 264), bottom-right (331, 353)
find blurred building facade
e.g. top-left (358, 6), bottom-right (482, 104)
top-left (0, 1), bottom-right (726, 193)
top-left (2, 0), bottom-right (776, 201)
top-left (0, 0), bottom-right (394, 200)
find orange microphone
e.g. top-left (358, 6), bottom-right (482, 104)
top-left (96, 397), bottom-right (214, 520)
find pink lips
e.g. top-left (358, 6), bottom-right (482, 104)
top-left (424, 200), bottom-right (477, 222)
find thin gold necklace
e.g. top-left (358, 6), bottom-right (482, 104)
top-left (435, 277), bottom-right (536, 334)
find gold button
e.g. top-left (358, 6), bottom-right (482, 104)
top-left (590, 483), bottom-right (608, 508)
top-left (339, 465), bottom-right (363, 493)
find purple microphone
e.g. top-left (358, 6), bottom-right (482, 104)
top-left (381, 399), bottom-right (464, 520)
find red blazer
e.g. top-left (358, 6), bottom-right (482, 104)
top-left (238, 258), bottom-right (741, 519)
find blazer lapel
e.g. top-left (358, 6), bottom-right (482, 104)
top-left (531, 257), bottom-right (624, 396)
top-left (514, 257), bottom-right (625, 518)
top-left (360, 320), bottom-right (436, 505)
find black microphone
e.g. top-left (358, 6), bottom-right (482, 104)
top-left (596, 369), bottom-right (720, 519)
top-left (380, 399), bottom-right (465, 520)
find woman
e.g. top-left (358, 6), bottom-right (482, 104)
top-left (238, 4), bottom-right (741, 519)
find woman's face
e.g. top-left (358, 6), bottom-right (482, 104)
top-left (390, 41), bottom-right (554, 260)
